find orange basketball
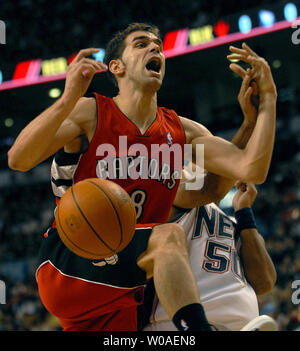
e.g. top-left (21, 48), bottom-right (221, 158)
top-left (55, 178), bottom-right (136, 260)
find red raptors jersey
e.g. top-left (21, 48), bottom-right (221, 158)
top-left (72, 93), bottom-right (185, 223)
top-left (37, 224), bottom-right (156, 331)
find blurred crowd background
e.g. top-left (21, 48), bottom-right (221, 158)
top-left (0, 0), bottom-right (300, 331)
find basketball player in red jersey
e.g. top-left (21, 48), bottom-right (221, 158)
top-left (8, 23), bottom-right (277, 331)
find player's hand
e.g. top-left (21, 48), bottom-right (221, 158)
top-left (62, 48), bottom-right (108, 105)
top-left (227, 43), bottom-right (277, 97)
top-left (232, 181), bottom-right (257, 211)
top-left (230, 66), bottom-right (258, 125)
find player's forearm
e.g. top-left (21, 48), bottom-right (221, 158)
top-left (240, 228), bottom-right (277, 296)
top-left (231, 120), bottom-right (256, 149)
top-left (242, 92), bottom-right (276, 183)
top-left (203, 121), bottom-right (256, 204)
top-left (216, 120), bottom-right (256, 195)
top-left (8, 97), bottom-right (75, 172)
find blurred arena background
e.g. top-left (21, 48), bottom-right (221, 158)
top-left (0, 0), bottom-right (300, 331)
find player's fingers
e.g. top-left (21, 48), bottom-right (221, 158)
top-left (245, 182), bottom-right (257, 195)
top-left (243, 69), bottom-right (252, 85)
top-left (235, 181), bottom-right (247, 190)
top-left (228, 55), bottom-right (265, 71)
top-left (249, 56), bottom-right (271, 70)
top-left (227, 54), bottom-right (248, 63)
top-left (77, 63), bottom-right (98, 78)
top-left (240, 182), bottom-right (247, 192)
top-left (242, 42), bottom-right (259, 57)
top-left (250, 80), bottom-right (258, 96)
top-left (229, 46), bottom-right (248, 55)
top-left (82, 58), bottom-right (108, 72)
top-left (84, 58), bottom-right (108, 72)
top-left (97, 62), bottom-right (108, 71)
top-left (73, 48), bottom-right (101, 63)
top-left (71, 59), bottom-right (106, 78)
top-left (244, 86), bottom-right (253, 102)
top-left (235, 180), bottom-right (243, 189)
top-left (250, 67), bottom-right (256, 75)
top-left (238, 72), bottom-right (252, 97)
top-left (229, 63), bottom-right (247, 79)
top-left (227, 54), bottom-right (254, 63)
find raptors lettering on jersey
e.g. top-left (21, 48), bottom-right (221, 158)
top-left (51, 93), bottom-right (186, 224)
top-left (95, 143), bottom-right (180, 189)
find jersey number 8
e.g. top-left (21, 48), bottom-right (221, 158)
top-left (130, 189), bottom-right (147, 221)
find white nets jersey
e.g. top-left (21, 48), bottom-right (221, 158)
top-left (144, 203), bottom-right (259, 331)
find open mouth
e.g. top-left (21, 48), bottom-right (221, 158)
top-left (145, 58), bottom-right (161, 74)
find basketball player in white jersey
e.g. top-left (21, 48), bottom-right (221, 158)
top-left (142, 179), bottom-right (277, 331)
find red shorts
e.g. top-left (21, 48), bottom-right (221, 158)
top-left (36, 224), bottom-right (156, 331)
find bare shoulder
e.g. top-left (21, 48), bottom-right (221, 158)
top-left (179, 116), bottom-right (212, 143)
top-left (68, 96), bottom-right (97, 141)
top-left (69, 97), bottom-right (96, 124)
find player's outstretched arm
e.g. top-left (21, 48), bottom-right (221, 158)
top-left (8, 49), bottom-right (107, 172)
top-left (186, 43), bottom-right (277, 184)
top-left (174, 67), bottom-right (259, 209)
top-left (233, 182), bottom-right (277, 295)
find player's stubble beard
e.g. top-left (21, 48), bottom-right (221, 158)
top-left (121, 58), bottom-right (164, 95)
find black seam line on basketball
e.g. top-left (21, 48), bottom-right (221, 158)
top-left (71, 185), bottom-right (117, 253)
top-left (56, 205), bottom-right (106, 257)
top-left (85, 180), bottom-right (123, 249)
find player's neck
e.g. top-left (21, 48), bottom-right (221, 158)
top-left (113, 87), bottom-right (158, 134)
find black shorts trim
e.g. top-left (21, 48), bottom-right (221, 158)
top-left (37, 226), bottom-right (153, 289)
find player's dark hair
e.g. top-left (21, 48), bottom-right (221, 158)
top-left (104, 23), bottom-right (161, 88)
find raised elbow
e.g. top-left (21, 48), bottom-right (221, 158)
top-left (254, 281), bottom-right (275, 296)
top-left (252, 167), bottom-right (268, 184)
top-left (7, 151), bottom-right (30, 172)
top-left (253, 273), bottom-right (277, 296)
top-left (250, 173), bottom-right (267, 185)
top-left (7, 151), bottom-right (17, 170)
top-left (240, 165), bottom-right (268, 185)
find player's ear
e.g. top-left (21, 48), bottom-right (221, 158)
top-left (109, 59), bottom-right (125, 77)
